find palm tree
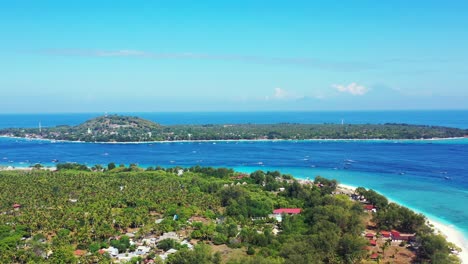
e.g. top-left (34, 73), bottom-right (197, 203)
top-left (381, 239), bottom-right (391, 258)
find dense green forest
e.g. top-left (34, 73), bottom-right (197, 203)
top-left (0, 115), bottom-right (467, 142)
top-left (0, 165), bottom-right (460, 263)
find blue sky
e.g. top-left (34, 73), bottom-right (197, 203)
top-left (1, 0), bottom-right (467, 112)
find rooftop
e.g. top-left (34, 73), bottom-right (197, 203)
top-left (273, 208), bottom-right (302, 214)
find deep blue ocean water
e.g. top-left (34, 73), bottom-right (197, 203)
top-left (1, 110), bottom-right (468, 128)
top-left (0, 111), bottom-right (467, 244)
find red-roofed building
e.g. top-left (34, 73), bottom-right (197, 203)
top-left (231, 174), bottom-right (249, 180)
top-left (392, 234), bottom-right (415, 242)
top-left (370, 240), bottom-right (377, 246)
top-left (271, 208), bottom-right (302, 222)
top-left (365, 233), bottom-right (374, 239)
top-left (391, 230), bottom-right (401, 237)
top-left (74, 250), bottom-right (86, 256)
top-left (363, 204), bottom-right (377, 212)
top-left (13, 203), bottom-right (21, 209)
top-left (380, 231), bottom-right (391, 238)
top-left (370, 253), bottom-right (379, 259)
top-left (273, 208), bottom-right (302, 214)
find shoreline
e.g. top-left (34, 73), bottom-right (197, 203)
top-left (1, 135), bottom-right (466, 145)
top-left (0, 166), bottom-right (56, 171)
top-left (335, 183), bottom-right (468, 263)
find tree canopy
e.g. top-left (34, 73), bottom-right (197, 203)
top-left (0, 166), bottom-right (460, 263)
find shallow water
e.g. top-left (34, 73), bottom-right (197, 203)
top-left (1, 137), bottom-right (467, 239)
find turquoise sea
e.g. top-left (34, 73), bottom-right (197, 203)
top-left (0, 111), bottom-right (467, 244)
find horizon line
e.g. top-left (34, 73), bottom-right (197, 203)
top-left (1, 109), bottom-right (468, 115)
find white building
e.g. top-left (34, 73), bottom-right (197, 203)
top-left (159, 248), bottom-right (178, 261)
top-left (106, 246), bottom-right (119, 256)
top-left (157, 232), bottom-right (180, 242)
top-left (181, 240), bottom-right (194, 250)
top-left (135, 246), bottom-right (151, 255)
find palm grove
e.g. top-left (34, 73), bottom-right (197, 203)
top-left (0, 165), bottom-right (460, 263)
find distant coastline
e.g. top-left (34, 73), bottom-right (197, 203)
top-left (1, 115), bottom-right (466, 143)
top-left (1, 135), bottom-right (467, 145)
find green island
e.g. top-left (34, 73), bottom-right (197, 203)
top-left (0, 115), bottom-right (467, 142)
top-left (0, 165), bottom-right (461, 263)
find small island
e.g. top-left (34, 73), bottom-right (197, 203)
top-left (1, 115), bottom-right (467, 143)
top-left (0, 165), bottom-right (462, 263)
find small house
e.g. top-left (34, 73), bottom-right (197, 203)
top-left (141, 237), bottom-right (157, 247)
top-left (157, 232), bottom-right (180, 242)
top-left (392, 234), bottom-right (415, 242)
top-left (159, 248), bottom-right (178, 261)
top-left (363, 204), bottom-right (377, 212)
top-left (370, 240), bottom-right (377, 246)
top-left (167, 248), bottom-right (178, 254)
top-left (272, 208), bottom-right (302, 222)
top-left (273, 208), bottom-right (302, 215)
top-left (136, 246), bottom-right (151, 255)
top-left (391, 230), bottom-right (400, 237)
top-left (380, 230), bottom-right (391, 238)
top-left (181, 240), bottom-right (194, 250)
top-left (107, 246), bottom-right (119, 256)
top-left (73, 250), bottom-right (86, 257)
top-left (125, 232), bottom-right (135, 238)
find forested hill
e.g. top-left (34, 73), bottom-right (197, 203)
top-left (76, 115), bottom-right (161, 131)
top-left (0, 115), bottom-right (467, 142)
top-left (0, 115), bottom-right (162, 142)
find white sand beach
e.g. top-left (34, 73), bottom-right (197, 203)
top-left (336, 183), bottom-right (468, 263)
top-left (1, 134), bottom-right (467, 145)
top-left (428, 218), bottom-right (468, 263)
top-left (0, 166), bottom-right (56, 171)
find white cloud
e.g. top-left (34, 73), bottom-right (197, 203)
top-left (265, 88), bottom-right (300, 101)
top-left (274, 88), bottom-right (288, 99)
top-left (37, 49), bottom-right (372, 71)
top-left (96, 50), bottom-right (145, 57)
top-left (332, 82), bottom-right (369, 95)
